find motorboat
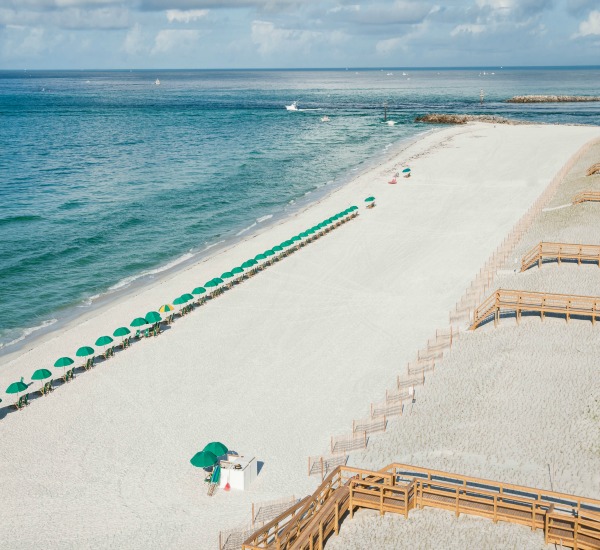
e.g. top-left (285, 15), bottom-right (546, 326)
top-left (285, 101), bottom-right (298, 111)
top-left (321, 115), bottom-right (330, 122)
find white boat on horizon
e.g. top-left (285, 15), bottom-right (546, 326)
top-left (321, 115), bottom-right (330, 122)
top-left (155, 78), bottom-right (160, 86)
top-left (285, 101), bottom-right (298, 111)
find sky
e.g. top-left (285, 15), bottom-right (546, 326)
top-left (0, 0), bottom-right (599, 69)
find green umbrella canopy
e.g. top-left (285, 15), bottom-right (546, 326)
top-left (95, 335), bottom-right (114, 347)
top-left (291, 236), bottom-right (301, 242)
top-left (173, 296), bottom-right (188, 305)
top-left (280, 240), bottom-right (293, 247)
top-left (221, 271), bottom-right (234, 279)
top-left (180, 293), bottom-right (195, 302)
top-left (190, 450), bottom-right (218, 468)
top-left (402, 167), bottom-right (411, 173)
top-left (271, 245), bottom-right (283, 252)
top-left (204, 279), bottom-right (218, 289)
top-left (263, 249), bottom-right (275, 257)
top-left (241, 259), bottom-right (257, 269)
top-left (365, 196), bottom-right (375, 202)
top-left (6, 378), bottom-right (28, 394)
top-left (130, 317), bottom-right (148, 327)
top-left (231, 267), bottom-right (244, 274)
top-left (306, 228), bottom-right (316, 235)
top-left (299, 231), bottom-right (309, 238)
top-left (192, 287), bottom-right (207, 295)
top-left (145, 311), bottom-right (161, 324)
top-left (54, 356), bottom-right (74, 368)
top-left (76, 346), bottom-right (95, 357)
top-left (349, 205), bottom-right (358, 211)
top-left (31, 368), bottom-right (52, 381)
top-left (113, 327), bottom-right (131, 338)
top-left (254, 253), bottom-right (267, 261)
top-left (203, 441), bottom-right (228, 456)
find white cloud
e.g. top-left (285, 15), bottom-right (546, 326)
top-left (573, 10), bottom-right (600, 37)
top-left (251, 20), bottom-right (321, 55)
top-left (375, 36), bottom-right (402, 54)
top-left (451, 23), bottom-right (486, 36)
top-left (166, 9), bottom-right (208, 23)
top-left (123, 23), bottom-right (145, 56)
top-left (151, 29), bottom-right (201, 54)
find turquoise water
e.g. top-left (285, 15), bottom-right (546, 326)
top-left (1, 67), bottom-right (599, 351)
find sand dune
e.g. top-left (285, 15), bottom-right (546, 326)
top-left (1, 123), bottom-right (598, 549)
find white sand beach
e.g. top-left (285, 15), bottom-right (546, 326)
top-left (1, 122), bottom-right (599, 549)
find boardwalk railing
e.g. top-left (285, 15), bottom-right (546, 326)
top-left (470, 289), bottom-right (600, 330)
top-left (521, 242), bottom-right (600, 271)
top-left (242, 463), bottom-right (600, 550)
top-left (573, 191), bottom-right (600, 204)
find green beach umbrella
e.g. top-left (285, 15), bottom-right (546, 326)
top-left (254, 253), bottom-right (267, 261)
top-left (130, 317), bottom-right (148, 327)
top-left (76, 346), bottom-right (95, 357)
top-left (365, 196), bottom-right (375, 202)
top-left (221, 271), bottom-right (234, 279)
top-left (263, 249), bottom-right (275, 257)
top-left (190, 450), bottom-right (218, 468)
top-left (291, 236), bottom-right (301, 242)
top-left (306, 228), bottom-right (315, 234)
top-left (113, 327), bottom-right (131, 337)
top-left (299, 231), bottom-right (309, 238)
top-left (402, 167), bottom-right (411, 173)
top-left (54, 356), bottom-right (74, 368)
top-left (31, 368), bottom-right (52, 381)
top-left (241, 259), bottom-right (257, 269)
top-left (203, 441), bottom-right (228, 456)
top-left (192, 287), bottom-right (206, 295)
top-left (6, 378), bottom-right (28, 395)
top-left (272, 245), bottom-right (283, 252)
top-left (349, 205), bottom-right (358, 211)
top-left (231, 267), bottom-right (244, 274)
top-left (159, 304), bottom-right (174, 313)
top-left (145, 311), bottom-right (161, 324)
top-left (173, 296), bottom-right (188, 305)
top-left (95, 335), bottom-right (113, 347)
top-left (280, 240), bottom-right (293, 247)
top-left (180, 293), bottom-right (194, 302)
top-left (204, 280), bottom-right (218, 289)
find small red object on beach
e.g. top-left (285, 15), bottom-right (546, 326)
top-left (224, 482), bottom-right (231, 491)
top-left (388, 177), bottom-right (397, 184)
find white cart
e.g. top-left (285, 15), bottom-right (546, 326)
top-left (219, 455), bottom-right (258, 491)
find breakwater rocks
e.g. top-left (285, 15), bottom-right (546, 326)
top-left (506, 95), bottom-right (600, 103)
top-left (415, 114), bottom-right (525, 125)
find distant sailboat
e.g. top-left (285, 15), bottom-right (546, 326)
top-left (155, 78), bottom-right (160, 86)
top-left (320, 115), bottom-right (330, 122)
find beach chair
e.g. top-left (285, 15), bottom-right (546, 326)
top-left (84, 358), bottom-right (93, 370)
top-left (14, 394), bottom-right (29, 410)
top-left (43, 380), bottom-right (53, 395)
top-left (64, 368), bottom-right (75, 382)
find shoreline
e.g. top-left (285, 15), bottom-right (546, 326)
top-left (0, 127), bottom-right (435, 366)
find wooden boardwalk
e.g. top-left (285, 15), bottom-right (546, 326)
top-left (521, 242), bottom-right (600, 271)
top-left (241, 463), bottom-right (600, 550)
top-left (470, 289), bottom-right (600, 330)
top-left (573, 191), bottom-right (600, 205)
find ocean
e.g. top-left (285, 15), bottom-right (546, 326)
top-left (1, 67), bottom-right (599, 353)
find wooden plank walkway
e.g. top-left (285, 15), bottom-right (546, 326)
top-left (573, 191), bottom-right (600, 204)
top-left (242, 463), bottom-right (600, 550)
top-left (521, 242), bottom-right (600, 272)
top-left (470, 289), bottom-right (600, 330)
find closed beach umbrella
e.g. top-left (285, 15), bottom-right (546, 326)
top-left (31, 368), bottom-right (52, 381)
top-left (203, 441), bottom-right (228, 456)
top-left (76, 346), bottom-right (94, 357)
top-left (113, 327), bottom-right (130, 337)
top-left (231, 267), bottom-right (244, 274)
top-left (95, 335), bottom-right (113, 347)
top-left (130, 317), bottom-right (148, 327)
top-left (190, 450), bottom-right (218, 468)
top-left (145, 311), bottom-right (161, 324)
top-left (54, 356), bottom-right (74, 368)
top-left (159, 304), bottom-right (174, 313)
top-left (6, 378), bottom-right (28, 399)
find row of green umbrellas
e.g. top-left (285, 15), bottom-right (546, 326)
top-left (7, 206), bottom-right (360, 401)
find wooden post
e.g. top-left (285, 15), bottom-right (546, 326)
top-left (380, 485), bottom-right (384, 516)
top-left (493, 494), bottom-right (497, 523)
top-left (334, 499), bottom-right (339, 535)
top-left (455, 488), bottom-right (460, 517)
